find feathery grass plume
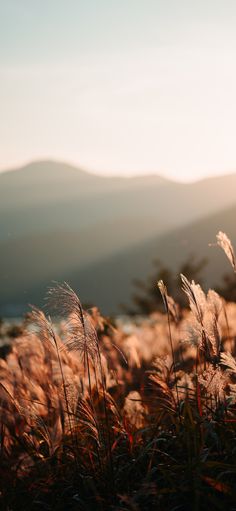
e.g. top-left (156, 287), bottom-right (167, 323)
top-left (28, 306), bottom-right (56, 349)
top-left (64, 311), bottom-right (98, 361)
top-left (149, 355), bottom-right (178, 402)
top-left (148, 373), bottom-right (176, 415)
top-left (202, 291), bottom-right (222, 357)
top-left (47, 282), bottom-right (98, 361)
top-left (31, 414), bottom-right (62, 457)
top-left (148, 355), bottom-right (179, 411)
top-left (47, 282), bottom-right (115, 480)
top-left (228, 382), bottom-right (236, 401)
top-left (180, 274), bottom-right (206, 325)
top-left (181, 278), bottom-right (221, 357)
top-left (158, 279), bottom-right (179, 335)
top-left (47, 283), bottom-right (101, 424)
top-left (181, 274), bottom-right (213, 363)
top-left (216, 231), bottom-right (236, 272)
top-left (76, 396), bottom-right (100, 445)
top-left (220, 352), bottom-right (236, 374)
top-left (202, 313), bottom-right (220, 357)
top-left (152, 354), bottom-right (173, 381)
top-left (157, 280), bottom-right (168, 311)
top-left (183, 317), bottom-right (202, 348)
top-left (176, 372), bottom-right (195, 401)
top-left (0, 382), bottom-right (27, 426)
top-left (123, 391), bottom-right (146, 429)
top-left (198, 367), bottom-right (227, 401)
top-left (29, 305), bottom-right (74, 437)
top-left (157, 280), bottom-right (179, 322)
top-left (3, 268), bottom-right (236, 508)
top-left (157, 280), bottom-right (180, 408)
top-left (46, 281), bottom-right (84, 318)
top-left (124, 334), bottom-right (141, 368)
top-left (207, 290), bottom-right (223, 320)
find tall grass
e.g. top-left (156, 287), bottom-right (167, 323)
top-left (0, 232), bottom-right (236, 510)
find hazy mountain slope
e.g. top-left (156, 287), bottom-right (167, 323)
top-left (0, 160), bottom-right (169, 214)
top-left (0, 161), bottom-right (173, 241)
top-left (1, 162), bottom-right (236, 244)
top-left (1, 160), bottom-right (236, 315)
top-left (0, 215), bottom-right (171, 315)
top-left (0, 185), bottom-right (175, 240)
top-left (65, 203), bottom-right (236, 314)
top-left (1, 201), bottom-right (235, 316)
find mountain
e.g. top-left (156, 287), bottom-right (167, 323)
top-left (1, 161), bottom-right (236, 242)
top-left (0, 161), bottom-right (172, 240)
top-left (0, 160), bottom-right (168, 216)
top-left (0, 160), bottom-right (236, 315)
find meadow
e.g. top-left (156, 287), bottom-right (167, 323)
top-left (0, 232), bottom-right (236, 510)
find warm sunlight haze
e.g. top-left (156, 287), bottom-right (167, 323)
top-left (1, 1), bottom-right (236, 180)
top-left (1, 3), bottom-right (236, 510)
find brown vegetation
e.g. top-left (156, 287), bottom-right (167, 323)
top-left (0, 233), bottom-right (236, 510)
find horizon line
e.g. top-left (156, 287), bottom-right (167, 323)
top-left (0, 157), bottom-right (236, 185)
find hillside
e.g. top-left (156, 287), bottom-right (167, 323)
top-left (1, 201), bottom-right (236, 315)
top-left (65, 202), bottom-right (236, 314)
top-left (0, 217), bottom-right (165, 314)
top-left (1, 162), bottom-right (236, 242)
top-left (0, 160), bottom-right (169, 216)
top-left (1, 161), bottom-right (236, 315)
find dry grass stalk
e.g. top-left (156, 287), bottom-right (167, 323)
top-left (216, 231), bottom-right (236, 272)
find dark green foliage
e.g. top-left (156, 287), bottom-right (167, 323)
top-left (216, 271), bottom-right (236, 302)
top-left (125, 255), bottom-right (208, 315)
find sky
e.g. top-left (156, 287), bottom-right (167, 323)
top-left (1, 0), bottom-right (236, 181)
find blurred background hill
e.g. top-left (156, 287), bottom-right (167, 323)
top-left (1, 161), bottom-right (236, 315)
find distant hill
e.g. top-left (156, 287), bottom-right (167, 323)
top-left (0, 161), bottom-right (173, 240)
top-left (0, 160), bottom-right (236, 315)
top-left (1, 161), bottom-right (236, 241)
top-left (0, 160), bottom-right (169, 216)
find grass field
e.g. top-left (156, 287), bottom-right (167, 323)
top-left (1, 232), bottom-right (236, 510)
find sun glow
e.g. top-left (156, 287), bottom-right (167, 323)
top-left (1, 1), bottom-right (236, 181)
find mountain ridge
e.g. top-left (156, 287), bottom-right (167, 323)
top-left (0, 159), bottom-right (172, 185)
top-left (1, 159), bottom-right (236, 185)
top-left (0, 160), bottom-right (236, 315)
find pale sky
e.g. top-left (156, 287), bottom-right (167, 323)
top-left (1, 1), bottom-right (236, 181)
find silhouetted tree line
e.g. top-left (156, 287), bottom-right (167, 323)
top-left (124, 255), bottom-right (236, 316)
